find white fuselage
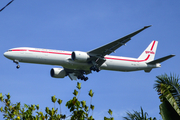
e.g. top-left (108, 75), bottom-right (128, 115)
top-left (4, 47), bottom-right (160, 72)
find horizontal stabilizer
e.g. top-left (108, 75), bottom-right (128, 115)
top-left (147, 54), bottom-right (175, 64)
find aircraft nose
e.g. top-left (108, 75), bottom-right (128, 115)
top-left (4, 52), bottom-right (8, 57)
top-left (4, 51), bottom-right (11, 59)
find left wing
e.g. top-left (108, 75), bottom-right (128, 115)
top-left (65, 26), bottom-right (152, 80)
top-left (87, 25), bottom-right (152, 67)
top-left (88, 25), bottom-right (151, 56)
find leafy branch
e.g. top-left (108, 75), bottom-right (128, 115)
top-left (0, 82), bottom-right (113, 120)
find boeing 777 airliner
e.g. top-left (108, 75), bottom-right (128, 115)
top-left (4, 26), bottom-right (175, 81)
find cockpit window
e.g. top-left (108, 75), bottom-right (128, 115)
top-left (7, 50), bottom-right (12, 52)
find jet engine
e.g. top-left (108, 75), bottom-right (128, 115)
top-left (50, 68), bottom-right (66, 78)
top-left (71, 51), bottom-right (90, 62)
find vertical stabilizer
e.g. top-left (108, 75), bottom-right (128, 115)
top-left (138, 41), bottom-right (158, 62)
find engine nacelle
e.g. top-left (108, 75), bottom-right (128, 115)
top-left (50, 68), bottom-right (66, 78)
top-left (71, 51), bottom-right (90, 62)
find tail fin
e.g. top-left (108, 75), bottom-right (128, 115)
top-left (138, 41), bottom-right (158, 62)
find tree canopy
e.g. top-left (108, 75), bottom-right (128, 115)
top-left (0, 82), bottom-right (114, 120)
top-left (1, 73), bottom-right (180, 120)
top-left (154, 73), bottom-right (180, 120)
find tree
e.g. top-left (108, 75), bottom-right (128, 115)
top-left (123, 107), bottom-right (156, 120)
top-left (154, 73), bottom-right (180, 120)
top-left (0, 82), bottom-right (114, 120)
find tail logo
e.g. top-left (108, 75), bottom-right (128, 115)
top-left (145, 51), bottom-right (155, 54)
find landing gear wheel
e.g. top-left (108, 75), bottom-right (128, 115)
top-left (16, 65), bottom-right (20, 69)
top-left (96, 68), bottom-right (100, 72)
top-left (90, 66), bottom-right (100, 72)
top-left (78, 75), bottom-right (88, 81)
top-left (81, 76), bottom-right (85, 80)
top-left (84, 77), bottom-right (88, 81)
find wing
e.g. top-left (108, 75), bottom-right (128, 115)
top-left (88, 25), bottom-right (151, 56)
top-left (65, 26), bottom-right (152, 80)
top-left (87, 25), bottom-right (152, 66)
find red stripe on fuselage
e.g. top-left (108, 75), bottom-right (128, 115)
top-left (11, 48), bottom-right (150, 62)
top-left (105, 55), bottom-right (150, 62)
top-left (11, 49), bottom-right (72, 55)
top-left (12, 49), bottom-right (27, 51)
top-left (28, 50), bottom-right (72, 55)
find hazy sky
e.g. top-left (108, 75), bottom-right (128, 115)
top-left (1, 1), bottom-right (180, 119)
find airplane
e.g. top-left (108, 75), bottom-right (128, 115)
top-left (4, 25), bottom-right (175, 81)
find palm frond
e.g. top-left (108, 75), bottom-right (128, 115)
top-left (123, 107), bottom-right (153, 120)
top-left (154, 73), bottom-right (180, 114)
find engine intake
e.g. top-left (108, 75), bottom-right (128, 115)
top-left (71, 51), bottom-right (90, 62)
top-left (50, 68), bottom-right (66, 78)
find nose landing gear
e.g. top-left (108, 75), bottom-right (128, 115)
top-left (13, 60), bottom-right (20, 69)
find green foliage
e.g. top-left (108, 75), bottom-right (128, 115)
top-left (123, 107), bottom-right (156, 120)
top-left (160, 99), bottom-right (180, 120)
top-left (77, 82), bottom-right (81, 90)
top-left (154, 73), bottom-right (180, 106)
top-left (57, 99), bottom-right (62, 105)
top-left (108, 109), bottom-right (112, 116)
top-left (51, 95), bottom-right (57, 103)
top-left (73, 89), bottom-right (78, 96)
top-left (104, 109), bottom-right (114, 120)
top-left (0, 82), bottom-right (113, 120)
top-left (88, 90), bottom-right (94, 97)
top-left (154, 73), bottom-right (180, 119)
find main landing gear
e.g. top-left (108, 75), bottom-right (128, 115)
top-left (13, 60), bottom-right (20, 69)
top-left (90, 60), bottom-right (100, 72)
top-left (77, 75), bottom-right (88, 81)
top-left (90, 66), bottom-right (100, 72)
